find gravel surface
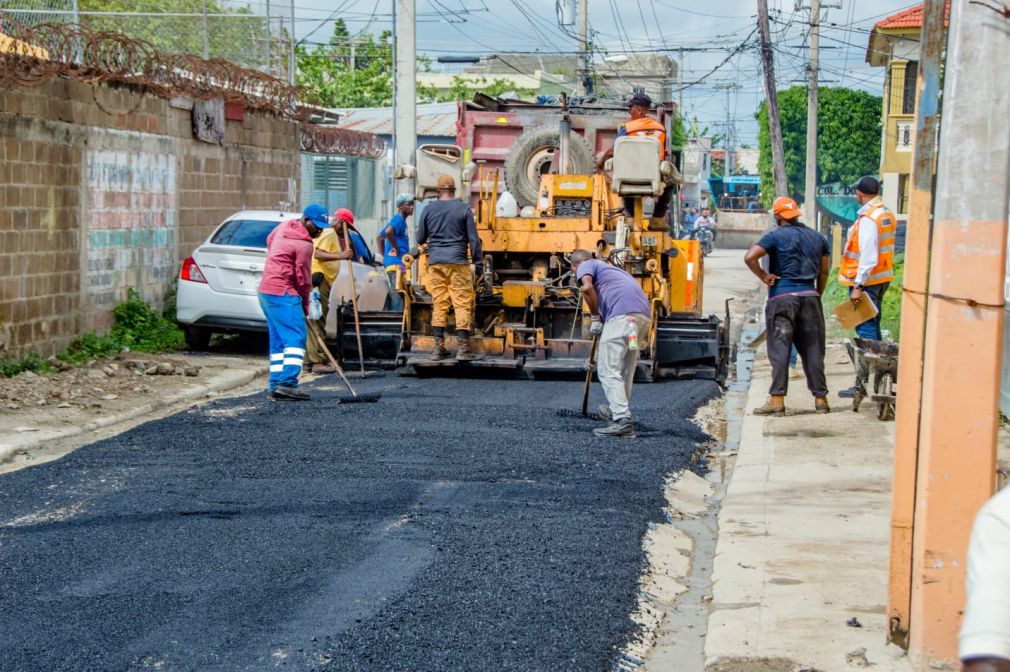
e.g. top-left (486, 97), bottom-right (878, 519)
top-left (0, 373), bottom-right (716, 671)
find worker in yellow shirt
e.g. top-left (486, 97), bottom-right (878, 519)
top-left (305, 207), bottom-right (353, 373)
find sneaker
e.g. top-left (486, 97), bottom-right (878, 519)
top-left (753, 395), bottom-right (786, 416)
top-left (597, 403), bottom-right (613, 422)
top-left (815, 396), bottom-right (830, 414)
top-left (837, 387), bottom-right (857, 399)
top-left (593, 418), bottom-right (636, 438)
top-left (310, 364), bottom-right (336, 375)
top-left (269, 385), bottom-right (310, 401)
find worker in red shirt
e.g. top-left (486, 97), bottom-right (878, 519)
top-left (257, 205), bottom-right (325, 401)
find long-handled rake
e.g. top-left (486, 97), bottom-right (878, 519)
top-left (307, 324), bottom-right (381, 404)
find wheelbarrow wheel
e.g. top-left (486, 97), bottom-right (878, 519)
top-left (876, 371), bottom-right (896, 421)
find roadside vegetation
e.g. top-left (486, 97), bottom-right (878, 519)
top-left (823, 256), bottom-right (904, 341)
top-left (0, 289), bottom-right (185, 378)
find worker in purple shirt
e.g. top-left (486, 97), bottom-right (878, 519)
top-left (570, 249), bottom-right (652, 438)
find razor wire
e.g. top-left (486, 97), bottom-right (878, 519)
top-left (0, 20), bottom-right (298, 112)
top-left (300, 123), bottom-right (387, 160)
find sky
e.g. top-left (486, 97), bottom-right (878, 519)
top-left (277, 0), bottom-right (918, 146)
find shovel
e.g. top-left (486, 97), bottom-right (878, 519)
top-left (581, 335), bottom-right (600, 417)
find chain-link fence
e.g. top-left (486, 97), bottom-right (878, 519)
top-left (0, 0), bottom-right (293, 80)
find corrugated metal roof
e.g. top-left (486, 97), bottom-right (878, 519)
top-left (334, 103), bottom-right (457, 137)
top-left (874, 1), bottom-right (949, 30)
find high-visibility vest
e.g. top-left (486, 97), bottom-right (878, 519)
top-left (622, 117), bottom-right (667, 160)
top-left (838, 204), bottom-right (896, 286)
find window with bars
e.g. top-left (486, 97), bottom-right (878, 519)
top-left (300, 154), bottom-right (377, 219)
top-left (902, 61), bottom-right (919, 115)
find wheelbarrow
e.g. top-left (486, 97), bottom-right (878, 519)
top-left (848, 338), bottom-right (899, 421)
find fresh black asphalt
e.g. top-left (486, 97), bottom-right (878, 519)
top-left (0, 373), bottom-right (716, 671)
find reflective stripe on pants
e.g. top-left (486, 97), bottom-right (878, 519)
top-left (258, 292), bottom-right (307, 391)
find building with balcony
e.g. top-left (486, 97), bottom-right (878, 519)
top-left (865, 2), bottom-right (949, 222)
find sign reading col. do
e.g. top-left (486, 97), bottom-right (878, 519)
top-left (86, 150), bottom-right (177, 329)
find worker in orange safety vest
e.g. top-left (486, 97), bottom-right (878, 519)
top-left (595, 92), bottom-right (680, 231)
top-left (837, 175), bottom-right (897, 399)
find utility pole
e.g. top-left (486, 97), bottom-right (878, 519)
top-left (288, 0), bottom-right (295, 86)
top-left (906, 0), bottom-right (1010, 666)
top-left (886, 0), bottom-right (947, 650)
top-left (578, 0), bottom-right (589, 94)
top-left (756, 0), bottom-right (788, 197)
top-left (803, 0), bottom-right (820, 226)
top-left (725, 87), bottom-right (733, 176)
top-left (677, 48), bottom-right (684, 117)
top-left (201, 0), bottom-right (210, 59)
top-left (394, 0), bottom-right (417, 221)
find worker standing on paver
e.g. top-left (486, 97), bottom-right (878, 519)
top-left (594, 92), bottom-right (677, 229)
top-left (837, 176), bottom-right (896, 399)
top-left (257, 206), bottom-right (324, 400)
top-left (416, 174), bottom-right (483, 362)
top-left (570, 249), bottom-right (651, 439)
top-left (960, 486), bottom-right (1010, 671)
top-left (744, 196), bottom-right (831, 416)
top-left (377, 193), bottom-right (415, 311)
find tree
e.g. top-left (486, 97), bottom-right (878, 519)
top-left (76, 0), bottom-right (266, 67)
top-left (419, 76), bottom-right (536, 104)
top-left (756, 86), bottom-right (882, 207)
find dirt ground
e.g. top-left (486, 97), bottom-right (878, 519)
top-left (0, 351), bottom-right (261, 445)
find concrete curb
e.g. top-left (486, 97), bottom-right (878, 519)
top-left (0, 365), bottom-right (267, 466)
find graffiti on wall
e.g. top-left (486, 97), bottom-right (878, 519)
top-left (86, 150), bottom-right (177, 327)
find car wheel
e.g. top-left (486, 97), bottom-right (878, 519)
top-left (184, 326), bottom-right (212, 351)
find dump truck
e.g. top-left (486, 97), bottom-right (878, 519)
top-left (334, 94), bottom-right (729, 382)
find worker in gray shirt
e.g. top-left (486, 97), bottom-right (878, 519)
top-left (416, 174), bottom-right (484, 361)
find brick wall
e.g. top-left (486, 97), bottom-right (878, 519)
top-left (0, 77), bottom-right (299, 355)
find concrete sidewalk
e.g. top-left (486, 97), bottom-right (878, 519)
top-left (703, 344), bottom-right (914, 672)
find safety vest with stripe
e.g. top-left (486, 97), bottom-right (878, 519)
top-left (622, 117), bottom-right (667, 160)
top-left (838, 204), bottom-right (897, 286)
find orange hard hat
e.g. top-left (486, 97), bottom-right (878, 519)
top-left (771, 197), bottom-right (802, 219)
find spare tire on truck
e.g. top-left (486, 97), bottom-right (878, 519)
top-left (503, 126), bottom-right (595, 207)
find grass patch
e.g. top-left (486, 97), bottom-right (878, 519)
top-left (1, 289), bottom-right (185, 376)
top-left (823, 256), bottom-right (904, 341)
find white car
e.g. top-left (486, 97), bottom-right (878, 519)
top-left (176, 209), bottom-right (390, 350)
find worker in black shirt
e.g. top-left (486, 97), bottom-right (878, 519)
top-left (744, 196), bottom-right (831, 416)
top-left (416, 174), bottom-right (484, 361)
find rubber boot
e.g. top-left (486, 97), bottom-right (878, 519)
top-left (753, 395), bottom-right (786, 416)
top-left (815, 396), bottom-right (830, 414)
top-left (455, 330), bottom-right (483, 361)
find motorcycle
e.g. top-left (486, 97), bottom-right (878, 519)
top-left (684, 224), bottom-right (715, 257)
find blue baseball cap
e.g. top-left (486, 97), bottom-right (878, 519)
top-left (395, 193), bottom-right (415, 207)
top-left (302, 203), bottom-right (329, 227)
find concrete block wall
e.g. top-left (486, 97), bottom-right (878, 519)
top-left (0, 77), bottom-right (300, 356)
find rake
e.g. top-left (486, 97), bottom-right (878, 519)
top-left (307, 325), bottom-right (381, 404)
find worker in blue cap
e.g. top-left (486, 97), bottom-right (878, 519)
top-left (377, 192), bottom-right (415, 311)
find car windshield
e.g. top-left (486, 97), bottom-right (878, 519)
top-left (210, 219), bottom-right (280, 248)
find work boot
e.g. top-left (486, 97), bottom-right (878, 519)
top-left (455, 330), bottom-right (483, 361)
top-left (753, 395), bottom-right (785, 416)
top-left (430, 337), bottom-right (451, 361)
top-left (593, 417), bottom-right (636, 438)
top-left (310, 363), bottom-right (336, 375)
top-left (815, 396), bottom-right (830, 414)
top-left (597, 403), bottom-right (613, 422)
top-left (269, 385), bottom-right (310, 401)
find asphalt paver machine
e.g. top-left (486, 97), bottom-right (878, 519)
top-left (336, 95), bottom-right (729, 382)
